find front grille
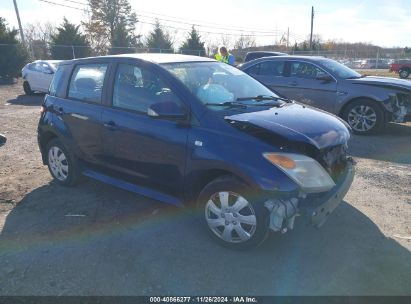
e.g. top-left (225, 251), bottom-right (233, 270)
top-left (317, 144), bottom-right (348, 182)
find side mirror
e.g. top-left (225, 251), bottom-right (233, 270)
top-left (316, 74), bottom-right (334, 82)
top-left (0, 134), bottom-right (7, 147)
top-left (147, 101), bottom-right (186, 120)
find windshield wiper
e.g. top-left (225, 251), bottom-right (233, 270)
top-left (345, 75), bottom-right (364, 79)
top-left (205, 100), bottom-right (283, 108)
top-left (204, 101), bottom-right (248, 108)
top-left (236, 95), bottom-right (289, 102)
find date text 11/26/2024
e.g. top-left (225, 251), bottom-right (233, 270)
top-left (149, 297), bottom-right (258, 303)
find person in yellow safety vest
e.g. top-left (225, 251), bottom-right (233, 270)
top-left (215, 47), bottom-right (235, 65)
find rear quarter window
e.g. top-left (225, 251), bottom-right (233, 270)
top-left (68, 63), bottom-right (108, 103)
top-left (49, 65), bottom-right (69, 96)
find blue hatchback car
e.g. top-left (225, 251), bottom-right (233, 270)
top-left (38, 54), bottom-right (354, 249)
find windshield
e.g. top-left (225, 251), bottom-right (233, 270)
top-left (320, 59), bottom-right (362, 79)
top-left (161, 61), bottom-right (281, 109)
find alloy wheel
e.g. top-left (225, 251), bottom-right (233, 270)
top-left (347, 105), bottom-right (377, 132)
top-left (205, 191), bottom-right (257, 243)
top-left (48, 146), bottom-right (69, 181)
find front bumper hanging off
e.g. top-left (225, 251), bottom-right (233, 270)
top-left (265, 158), bottom-right (355, 232)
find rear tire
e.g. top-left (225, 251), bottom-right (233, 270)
top-left (343, 99), bottom-right (384, 135)
top-left (399, 69), bottom-right (410, 79)
top-left (197, 176), bottom-right (270, 250)
top-left (45, 139), bottom-right (80, 186)
top-left (23, 81), bottom-right (33, 95)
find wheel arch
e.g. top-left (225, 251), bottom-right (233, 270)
top-left (184, 168), bottom-right (251, 206)
top-left (39, 131), bottom-right (59, 164)
top-left (338, 97), bottom-right (386, 118)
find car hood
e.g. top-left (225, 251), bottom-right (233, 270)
top-left (349, 76), bottom-right (411, 92)
top-left (225, 103), bottom-right (350, 150)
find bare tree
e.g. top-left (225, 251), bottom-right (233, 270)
top-left (234, 34), bottom-right (256, 50)
top-left (220, 34), bottom-right (233, 50)
top-left (24, 21), bottom-right (56, 59)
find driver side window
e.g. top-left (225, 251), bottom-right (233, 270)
top-left (112, 63), bottom-right (183, 113)
top-left (290, 62), bottom-right (327, 80)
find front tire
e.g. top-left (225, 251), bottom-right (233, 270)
top-left (23, 81), bottom-right (33, 95)
top-left (46, 139), bottom-right (80, 186)
top-left (198, 176), bottom-right (270, 250)
top-left (343, 99), bottom-right (384, 135)
top-left (399, 69), bottom-right (410, 79)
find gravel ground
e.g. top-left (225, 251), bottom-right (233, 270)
top-left (0, 80), bottom-right (410, 295)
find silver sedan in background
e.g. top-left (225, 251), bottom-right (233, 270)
top-left (240, 56), bottom-right (410, 134)
top-left (21, 60), bottom-right (62, 95)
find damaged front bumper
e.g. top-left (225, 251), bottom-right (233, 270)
top-left (387, 94), bottom-right (410, 123)
top-left (264, 158), bottom-right (355, 232)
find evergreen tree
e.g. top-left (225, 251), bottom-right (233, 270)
top-left (0, 17), bottom-right (28, 78)
top-left (179, 26), bottom-right (205, 56)
top-left (84, 0), bottom-right (138, 54)
top-left (110, 20), bottom-right (142, 54)
top-left (50, 18), bottom-right (91, 59)
top-left (145, 20), bottom-right (174, 53)
top-left (292, 42), bottom-right (300, 51)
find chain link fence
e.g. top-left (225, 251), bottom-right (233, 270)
top-left (2, 42), bottom-right (411, 70)
top-left (232, 48), bottom-right (411, 69)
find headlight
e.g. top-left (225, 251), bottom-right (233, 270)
top-left (263, 152), bottom-right (336, 192)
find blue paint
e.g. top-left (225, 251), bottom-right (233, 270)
top-left (82, 169), bottom-right (183, 207)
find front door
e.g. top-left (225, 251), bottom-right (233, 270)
top-left (101, 62), bottom-right (189, 198)
top-left (284, 61), bottom-right (338, 113)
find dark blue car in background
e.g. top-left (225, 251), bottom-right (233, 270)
top-left (38, 54), bottom-right (354, 249)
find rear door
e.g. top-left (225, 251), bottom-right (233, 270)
top-left (245, 60), bottom-right (288, 97)
top-left (51, 61), bottom-right (110, 163)
top-left (101, 60), bottom-right (190, 198)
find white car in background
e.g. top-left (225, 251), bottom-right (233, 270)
top-left (21, 60), bottom-right (62, 94)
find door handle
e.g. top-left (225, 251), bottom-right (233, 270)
top-left (103, 120), bottom-right (117, 130)
top-left (290, 81), bottom-right (298, 86)
top-left (54, 106), bottom-right (64, 115)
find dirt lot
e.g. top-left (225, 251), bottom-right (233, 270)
top-left (355, 69), bottom-right (398, 77)
top-left (0, 80), bottom-right (410, 296)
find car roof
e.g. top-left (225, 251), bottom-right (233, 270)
top-left (240, 55), bottom-right (327, 68)
top-left (246, 51), bottom-right (286, 54)
top-left (34, 60), bottom-right (62, 64)
top-left (68, 53), bottom-right (216, 65)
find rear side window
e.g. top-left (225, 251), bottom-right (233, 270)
top-left (246, 61), bottom-right (284, 77)
top-left (49, 65), bottom-right (67, 96)
top-left (258, 61), bottom-right (284, 76)
top-left (68, 63), bottom-right (108, 103)
top-left (246, 64), bottom-right (260, 75)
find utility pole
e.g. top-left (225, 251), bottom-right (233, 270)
top-left (13, 0), bottom-right (26, 47)
top-left (309, 6), bottom-right (314, 50)
top-left (286, 27), bottom-right (290, 51)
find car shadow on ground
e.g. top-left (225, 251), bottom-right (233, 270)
top-left (0, 180), bottom-right (410, 295)
top-left (349, 123), bottom-right (411, 165)
top-left (6, 94), bottom-right (44, 106)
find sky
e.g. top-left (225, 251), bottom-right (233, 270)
top-left (1, 0), bottom-right (411, 48)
